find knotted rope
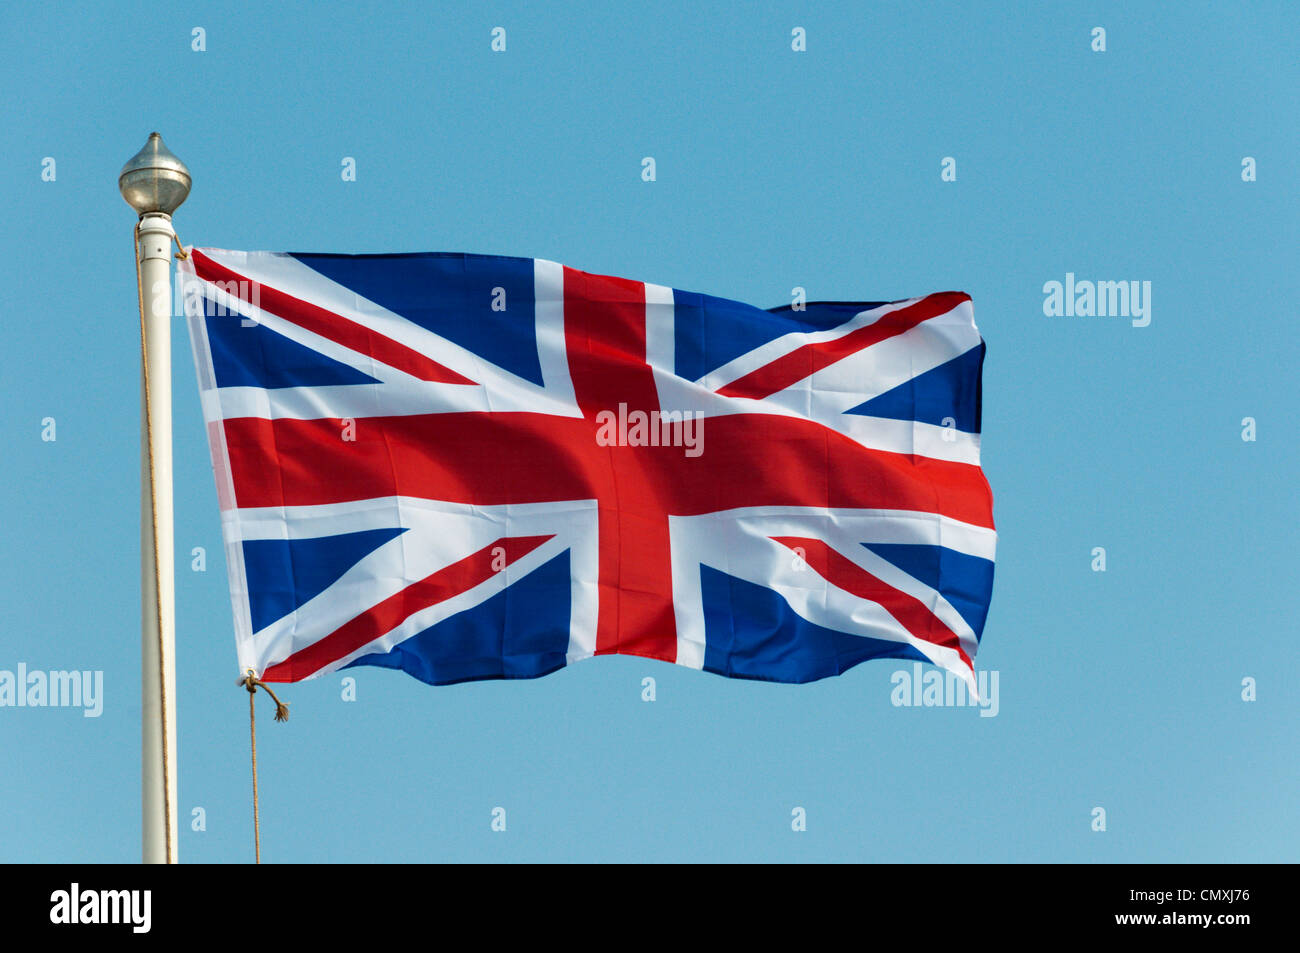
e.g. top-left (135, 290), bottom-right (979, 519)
top-left (240, 672), bottom-right (289, 864)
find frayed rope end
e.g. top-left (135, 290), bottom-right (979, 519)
top-left (240, 672), bottom-right (290, 724)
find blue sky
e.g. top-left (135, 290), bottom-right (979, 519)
top-left (0, 1), bottom-right (1295, 862)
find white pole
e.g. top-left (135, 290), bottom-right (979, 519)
top-left (120, 134), bottom-right (190, 864)
top-left (138, 213), bottom-right (178, 863)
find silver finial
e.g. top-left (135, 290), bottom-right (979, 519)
top-left (119, 132), bottom-right (191, 217)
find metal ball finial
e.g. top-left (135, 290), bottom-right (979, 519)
top-left (119, 132), bottom-right (191, 217)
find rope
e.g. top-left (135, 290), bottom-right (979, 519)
top-left (240, 672), bottom-right (289, 864)
top-left (247, 677), bottom-right (260, 864)
top-left (134, 222), bottom-right (175, 864)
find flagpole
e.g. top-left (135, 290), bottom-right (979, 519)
top-left (120, 133), bottom-right (190, 864)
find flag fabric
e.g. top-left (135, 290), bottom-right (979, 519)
top-left (179, 250), bottom-right (995, 692)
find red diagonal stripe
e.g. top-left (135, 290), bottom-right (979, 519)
top-left (191, 249), bottom-right (476, 385)
top-left (718, 292), bottom-right (970, 400)
top-left (261, 534), bottom-right (553, 682)
top-left (772, 537), bottom-right (972, 669)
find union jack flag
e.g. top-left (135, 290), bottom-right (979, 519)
top-left (179, 250), bottom-right (995, 692)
